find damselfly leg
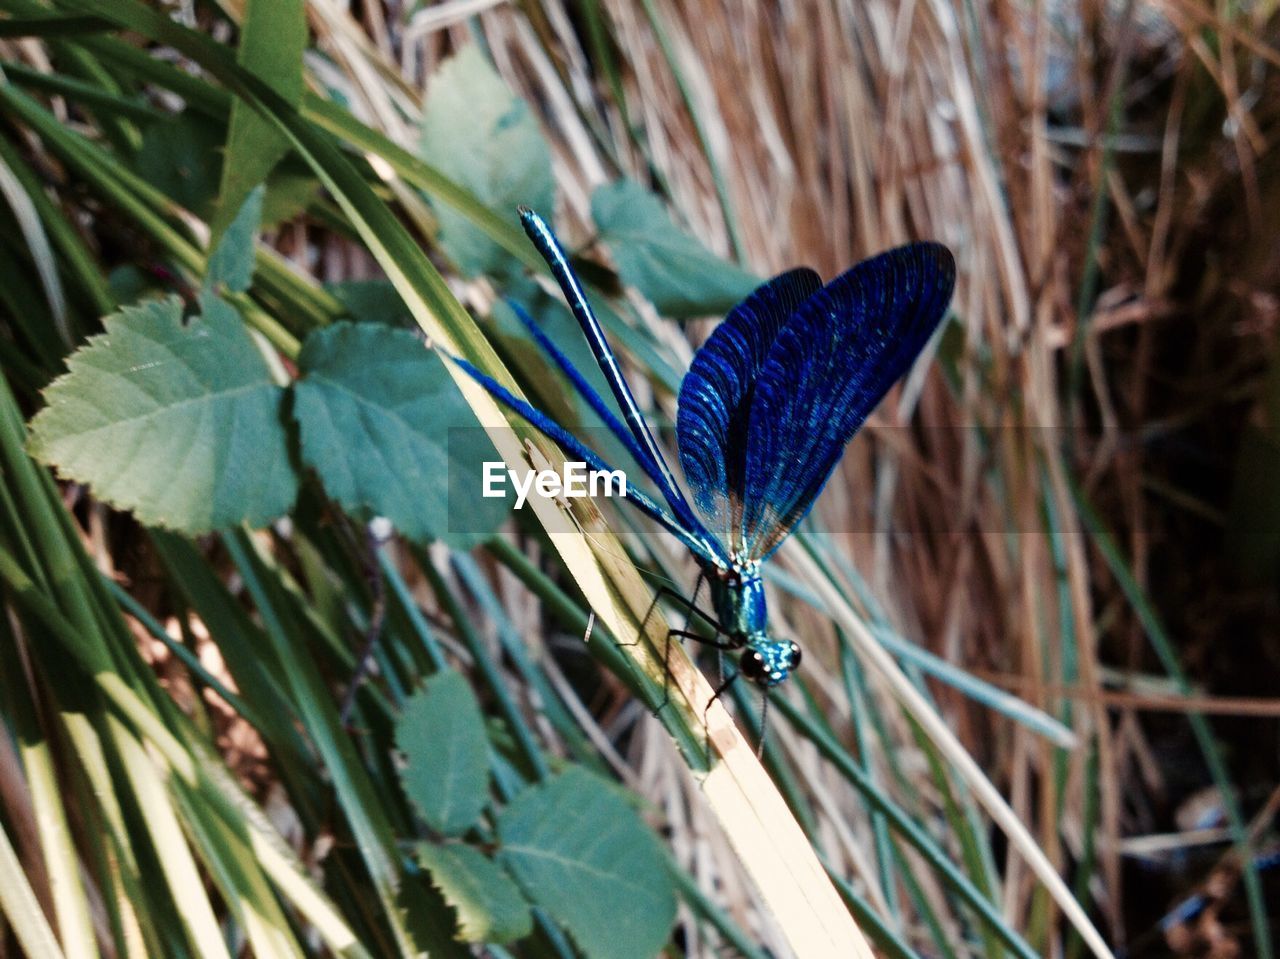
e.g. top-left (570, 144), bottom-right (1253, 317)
top-left (628, 578), bottom-right (737, 714)
top-left (702, 670), bottom-right (742, 764)
top-left (626, 577), bottom-right (767, 763)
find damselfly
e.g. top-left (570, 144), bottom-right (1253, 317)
top-left (456, 207), bottom-right (955, 708)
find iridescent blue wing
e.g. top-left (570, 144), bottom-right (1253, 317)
top-left (739, 243), bottom-right (956, 560)
top-left (675, 269), bottom-right (823, 555)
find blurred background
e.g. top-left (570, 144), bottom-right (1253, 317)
top-left (0, 1), bottom-right (1278, 957)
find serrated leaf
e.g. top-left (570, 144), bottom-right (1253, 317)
top-left (419, 46), bottom-right (553, 278)
top-left (395, 672), bottom-right (491, 836)
top-left (211, 0), bottom-right (305, 244)
top-left (27, 295), bottom-right (296, 531)
top-left (416, 843), bottom-right (532, 943)
top-left (591, 180), bottom-right (758, 318)
top-left (395, 872), bottom-right (474, 959)
top-left (204, 185), bottom-right (262, 294)
top-left (292, 322), bottom-right (508, 547)
top-left (496, 768), bottom-right (675, 959)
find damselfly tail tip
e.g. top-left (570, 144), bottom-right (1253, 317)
top-left (517, 205), bottom-right (551, 239)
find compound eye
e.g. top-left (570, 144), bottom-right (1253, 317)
top-left (740, 650), bottom-right (766, 681)
top-left (787, 643), bottom-right (802, 671)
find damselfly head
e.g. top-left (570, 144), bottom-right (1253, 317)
top-left (740, 639), bottom-right (802, 687)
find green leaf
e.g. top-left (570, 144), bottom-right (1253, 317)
top-left (134, 112), bottom-right (223, 218)
top-left (292, 322), bottom-right (509, 547)
top-left (591, 180), bottom-right (758, 318)
top-left (107, 264), bottom-right (159, 304)
top-left (415, 843), bottom-right (532, 943)
top-left (204, 185), bottom-right (263, 294)
top-left (27, 295), bottom-right (296, 531)
top-left (326, 280), bottom-right (412, 327)
top-left (261, 160), bottom-right (320, 227)
top-left (419, 46), bottom-right (553, 278)
top-left (395, 672), bottom-right (492, 836)
top-left (211, 0), bottom-right (306, 244)
top-left (496, 768), bottom-right (676, 959)
top-left (133, 112), bottom-right (312, 232)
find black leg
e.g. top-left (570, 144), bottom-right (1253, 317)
top-left (702, 670), bottom-right (740, 764)
top-left (683, 570), bottom-right (706, 634)
top-left (666, 629), bottom-right (737, 651)
top-left (624, 582), bottom-right (728, 714)
top-left (648, 628), bottom-right (737, 713)
top-left (624, 583), bottom-right (724, 650)
top-left (756, 689), bottom-right (770, 760)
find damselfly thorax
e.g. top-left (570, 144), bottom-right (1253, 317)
top-left (704, 562), bottom-right (801, 689)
